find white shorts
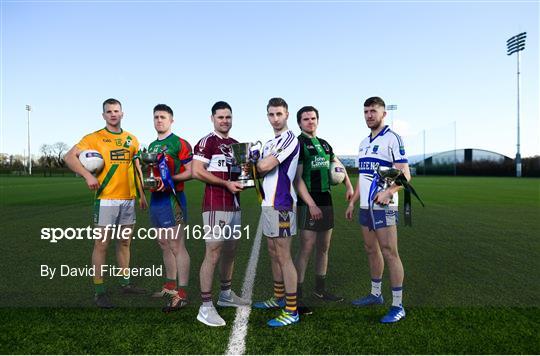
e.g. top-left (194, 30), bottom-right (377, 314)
top-left (93, 199), bottom-right (136, 226)
top-left (202, 210), bottom-right (241, 242)
top-left (261, 207), bottom-right (297, 238)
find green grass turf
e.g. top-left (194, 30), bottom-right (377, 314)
top-left (0, 175), bottom-right (539, 354)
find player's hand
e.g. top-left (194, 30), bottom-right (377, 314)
top-left (345, 184), bottom-right (354, 202)
top-left (225, 181), bottom-right (244, 194)
top-left (155, 177), bottom-right (165, 192)
top-left (139, 196), bottom-right (148, 210)
top-left (85, 175), bottom-right (100, 191)
top-left (345, 203), bottom-right (355, 220)
top-left (308, 204), bottom-right (323, 220)
top-left (374, 191), bottom-right (393, 206)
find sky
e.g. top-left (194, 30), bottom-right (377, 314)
top-left (2, 0), bottom-right (539, 160)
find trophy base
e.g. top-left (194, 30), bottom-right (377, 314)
top-left (239, 179), bottom-right (255, 188)
top-left (143, 179), bottom-right (158, 190)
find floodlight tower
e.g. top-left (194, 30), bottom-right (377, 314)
top-left (506, 32), bottom-right (526, 177)
top-left (387, 104), bottom-right (397, 129)
top-left (26, 105), bottom-right (32, 175)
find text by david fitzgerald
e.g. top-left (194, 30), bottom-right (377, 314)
top-left (41, 265), bottom-right (163, 279)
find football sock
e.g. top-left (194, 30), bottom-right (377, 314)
top-left (285, 293), bottom-right (297, 313)
top-left (164, 278), bottom-right (176, 291)
top-left (297, 283), bottom-right (303, 299)
top-left (220, 279), bottom-right (232, 297)
top-left (315, 274), bottom-right (326, 294)
top-left (94, 278), bottom-right (106, 295)
top-left (201, 291), bottom-right (213, 307)
top-left (274, 281), bottom-right (285, 299)
top-left (371, 278), bottom-right (382, 296)
top-left (392, 286), bottom-right (403, 307)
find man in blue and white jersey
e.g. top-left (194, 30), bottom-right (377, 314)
top-left (252, 97), bottom-right (301, 328)
top-left (345, 96), bottom-right (411, 323)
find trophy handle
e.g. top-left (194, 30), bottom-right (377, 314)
top-left (251, 140), bottom-right (262, 151)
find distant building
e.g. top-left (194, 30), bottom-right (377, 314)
top-left (409, 149), bottom-right (511, 166)
top-left (337, 155), bottom-right (357, 168)
top-left (339, 149), bottom-right (511, 172)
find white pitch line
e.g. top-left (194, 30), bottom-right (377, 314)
top-left (225, 217), bottom-right (263, 356)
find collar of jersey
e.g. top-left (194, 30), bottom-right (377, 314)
top-left (104, 127), bottom-right (123, 135)
top-left (369, 125), bottom-right (389, 143)
top-left (300, 132), bottom-right (317, 140)
top-left (213, 130), bottom-right (230, 139)
top-left (275, 129), bottom-right (290, 139)
top-left (156, 132), bottom-right (174, 141)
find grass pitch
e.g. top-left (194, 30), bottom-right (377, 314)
top-left (0, 175), bottom-right (538, 354)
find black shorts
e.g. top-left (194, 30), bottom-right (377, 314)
top-left (298, 191), bottom-right (334, 231)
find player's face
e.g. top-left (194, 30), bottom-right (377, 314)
top-left (153, 111), bottom-right (174, 134)
top-left (211, 108), bottom-right (232, 134)
top-left (299, 111), bottom-right (318, 135)
top-left (102, 104), bottom-right (123, 128)
top-left (267, 106), bottom-right (288, 131)
top-left (364, 104), bottom-right (386, 130)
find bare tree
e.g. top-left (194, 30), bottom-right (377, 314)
top-left (52, 142), bottom-right (69, 167)
top-left (40, 144), bottom-right (54, 167)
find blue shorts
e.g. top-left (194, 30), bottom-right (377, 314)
top-left (149, 191), bottom-right (187, 228)
top-left (359, 208), bottom-right (398, 230)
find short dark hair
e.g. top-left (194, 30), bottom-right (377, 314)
top-left (296, 106), bottom-right (319, 125)
top-left (364, 96), bottom-right (386, 109)
top-left (153, 104), bottom-right (173, 116)
top-left (102, 98), bottom-right (122, 112)
top-left (267, 97), bottom-right (288, 112)
top-left (211, 101), bottom-right (232, 115)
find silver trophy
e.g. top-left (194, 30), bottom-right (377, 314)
top-left (376, 166), bottom-right (403, 204)
top-left (220, 141), bottom-right (262, 188)
top-left (140, 150), bottom-right (160, 189)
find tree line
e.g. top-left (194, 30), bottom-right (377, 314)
top-left (0, 142), bottom-right (69, 176)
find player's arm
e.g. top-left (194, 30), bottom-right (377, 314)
top-left (192, 159), bottom-right (243, 194)
top-left (172, 160), bottom-right (193, 183)
top-left (333, 156), bottom-right (354, 201)
top-left (374, 162), bottom-right (411, 205)
top-left (294, 164), bottom-right (323, 220)
top-left (64, 145), bottom-right (99, 190)
top-left (173, 139), bottom-right (194, 183)
top-left (256, 155), bottom-right (279, 177)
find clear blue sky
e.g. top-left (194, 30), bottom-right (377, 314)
top-left (2, 1), bottom-right (539, 159)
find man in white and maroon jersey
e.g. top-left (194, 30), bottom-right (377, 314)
top-left (192, 101), bottom-right (250, 327)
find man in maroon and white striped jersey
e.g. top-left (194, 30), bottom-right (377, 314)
top-left (192, 101), bottom-right (250, 327)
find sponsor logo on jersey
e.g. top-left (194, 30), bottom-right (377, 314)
top-left (110, 149), bottom-right (131, 161)
top-left (311, 156), bottom-right (329, 169)
top-left (102, 139), bottom-right (112, 143)
top-left (359, 160), bottom-right (380, 172)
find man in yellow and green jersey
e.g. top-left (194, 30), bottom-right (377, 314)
top-left (65, 98), bottom-right (148, 309)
